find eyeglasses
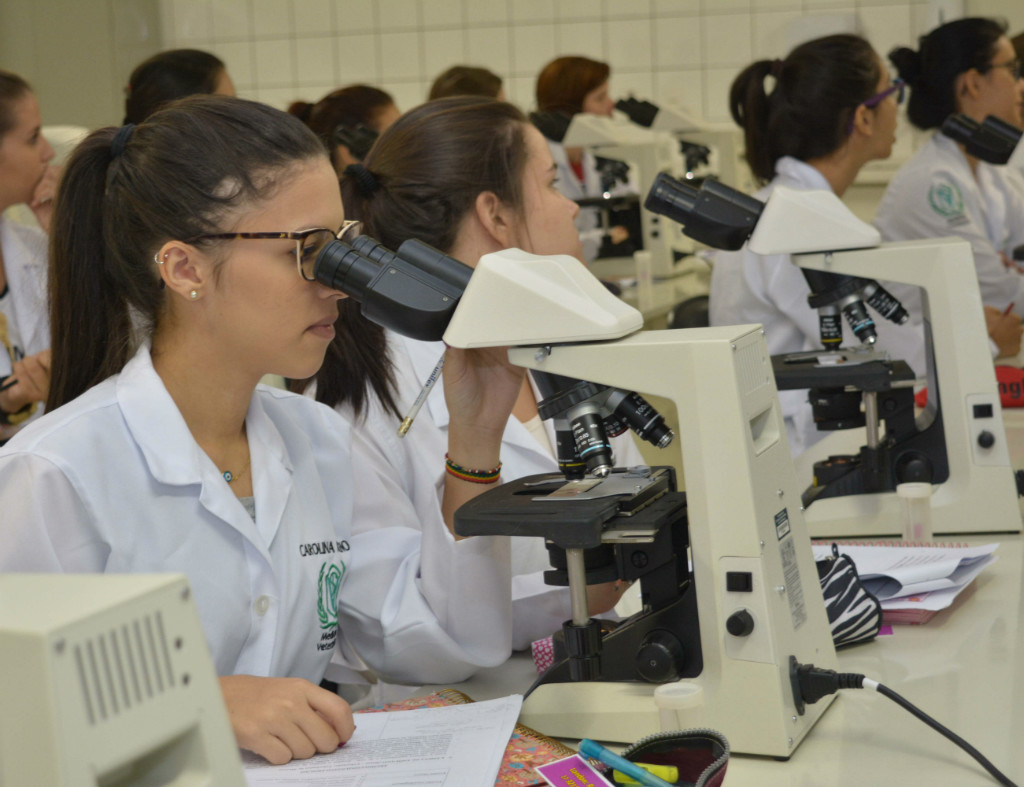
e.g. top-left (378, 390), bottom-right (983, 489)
top-left (988, 58), bottom-right (1023, 80)
top-left (187, 220), bottom-right (363, 281)
top-left (847, 79), bottom-right (905, 134)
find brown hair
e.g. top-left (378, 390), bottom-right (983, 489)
top-left (48, 96), bottom-right (326, 410)
top-left (288, 84), bottom-right (395, 167)
top-left (428, 65), bottom-right (503, 101)
top-left (535, 56), bottom-right (610, 116)
top-left (293, 97), bottom-right (531, 417)
top-left (730, 34), bottom-right (881, 183)
top-left (0, 70), bottom-right (32, 139)
top-left (123, 49), bottom-right (227, 124)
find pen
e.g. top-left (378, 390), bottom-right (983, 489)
top-left (397, 351), bottom-right (445, 437)
top-left (0, 377), bottom-right (17, 393)
top-left (578, 739), bottom-right (675, 787)
top-left (1004, 302), bottom-right (1015, 316)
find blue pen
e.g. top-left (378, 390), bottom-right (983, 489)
top-left (578, 739), bottom-right (676, 787)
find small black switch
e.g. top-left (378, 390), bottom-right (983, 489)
top-left (974, 404), bottom-right (993, 419)
top-left (726, 571), bottom-right (753, 592)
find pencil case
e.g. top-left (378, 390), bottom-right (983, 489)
top-left (617, 728), bottom-right (730, 787)
top-left (816, 543), bottom-right (883, 648)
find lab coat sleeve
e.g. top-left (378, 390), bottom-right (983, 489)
top-left (0, 453), bottom-right (109, 572)
top-left (337, 426), bottom-right (512, 685)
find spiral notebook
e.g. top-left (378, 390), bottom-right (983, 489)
top-left (358, 688), bottom-right (576, 786)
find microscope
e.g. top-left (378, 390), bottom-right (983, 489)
top-left (314, 235), bottom-right (838, 757)
top-left (644, 154), bottom-right (1022, 538)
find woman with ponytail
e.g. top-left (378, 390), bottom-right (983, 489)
top-left (0, 96), bottom-right (518, 764)
top-left (710, 34), bottom-right (913, 455)
top-left (296, 96), bottom-right (641, 651)
top-left (875, 17), bottom-right (1024, 352)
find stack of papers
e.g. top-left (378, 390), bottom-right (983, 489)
top-left (243, 694), bottom-right (522, 786)
top-left (812, 543), bottom-right (999, 623)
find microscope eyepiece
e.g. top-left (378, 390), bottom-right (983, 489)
top-left (644, 172), bottom-right (763, 251)
top-left (941, 113), bottom-right (1021, 165)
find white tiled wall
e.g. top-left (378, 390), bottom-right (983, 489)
top-left (157, 0), bottom-right (974, 122)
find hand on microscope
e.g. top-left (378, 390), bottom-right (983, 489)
top-left (440, 343), bottom-right (526, 533)
top-left (984, 305), bottom-right (1023, 358)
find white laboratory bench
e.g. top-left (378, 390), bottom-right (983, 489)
top-left (426, 533), bottom-right (1024, 786)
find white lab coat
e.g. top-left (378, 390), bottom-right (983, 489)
top-left (0, 343), bottom-right (512, 686)
top-left (875, 132), bottom-right (1024, 317)
top-left (710, 157), bottom-right (925, 455)
top-left (0, 215), bottom-right (49, 439)
top-left (341, 331), bottom-right (646, 651)
top-left (548, 140), bottom-right (609, 264)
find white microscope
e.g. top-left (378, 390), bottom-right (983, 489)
top-left (314, 235), bottom-right (839, 757)
top-left (644, 170), bottom-right (1022, 538)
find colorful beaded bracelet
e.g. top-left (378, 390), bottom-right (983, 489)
top-left (445, 453), bottom-right (501, 484)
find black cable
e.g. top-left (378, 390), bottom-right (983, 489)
top-left (873, 681), bottom-right (1017, 787)
top-left (794, 663), bottom-right (1018, 787)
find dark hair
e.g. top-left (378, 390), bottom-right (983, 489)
top-left (0, 69), bottom-right (32, 139)
top-left (889, 17), bottom-right (1008, 130)
top-left (293, 97), bottom-right (530, 416)
top-left (536, 56), bottom-right (610, 116)
top-left (428, 65), bottom-right (503, 101)
top-left (288, 84), bottom-right (395, 167)
top-left (730, 34), bottom-right (881, 183)
top-left (123, 49), bottom-right (227, 124)
top-left (48, 96), bottom-right (326, 410)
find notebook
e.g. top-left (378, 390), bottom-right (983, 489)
top-left (358, 688), bottom-right (576, 786)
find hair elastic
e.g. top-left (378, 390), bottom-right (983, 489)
top-left (110, 123), bottom-right (136, 158)
top-left (344, 162), bottom-right (380, 196)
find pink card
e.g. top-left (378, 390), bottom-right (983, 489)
top-left (536, 754), bottom-right (615, 786)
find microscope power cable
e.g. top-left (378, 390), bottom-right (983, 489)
top-left (793, 661), bottom-right (1018, 787)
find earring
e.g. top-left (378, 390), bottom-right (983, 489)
top-left (154, 253), bottom-right (164, 265)
top-left (189, 289), bottom-right (199, 300)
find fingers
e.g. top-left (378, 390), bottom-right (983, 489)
top-left (307, 686), bottom-right (357, 744)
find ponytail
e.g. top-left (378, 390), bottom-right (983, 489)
top-left (47, 129), bottom-right (152, 410)
top-left (729, 35), bottom-right (880, 184)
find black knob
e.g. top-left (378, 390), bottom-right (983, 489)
top-left (978, 430), bottom-right (996, 449)
top-left (635, 629), bottom-right (685, 683)
top-left (726, 609), bottom-right (755, 637)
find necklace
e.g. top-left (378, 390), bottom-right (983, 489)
top-left (222, 456), bottom-right (251, 484)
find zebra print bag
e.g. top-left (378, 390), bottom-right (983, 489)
top-left (817, 543), bottom-right (883, 648)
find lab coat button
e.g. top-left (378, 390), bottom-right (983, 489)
top-left (254, 596), bottom-right (270, 616)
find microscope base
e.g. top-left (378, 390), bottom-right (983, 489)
top-left (521, 666), bottom-right (835, 757)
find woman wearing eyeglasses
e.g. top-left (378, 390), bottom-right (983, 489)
top-left (875, 17), bottom-right (1024, 356)
top-left (710, 34), bottom-right (914, 455)
top-left (0, 96), bottom-right (518, 765)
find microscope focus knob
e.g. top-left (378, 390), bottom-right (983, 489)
top-left (978, 430), bottom-right (996, 449)
top-left (635, 629), bottom-right (685, 683)
top-left (726, 609), bottom-right (755, 638)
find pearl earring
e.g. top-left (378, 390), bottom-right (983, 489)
top-left (189, 289), bottom-right (199, 300)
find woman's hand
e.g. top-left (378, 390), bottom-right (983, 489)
top-left (219, 675), bottom-right (355, 765)
top-left (29, 165), bottom-right (60, 233)
top-left (587, 579), bottom-right (633, 615)
top-left (985, 306), bottom-right (1023, 358)
top-left (0, 349), bottom-right (50, 415)
top-left (440, 345), bottom-right (525, 531)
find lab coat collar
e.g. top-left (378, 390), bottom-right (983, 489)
top-left (117, 344), bottom-right (293, 550)
top-left (773, 157), bottom-right (834, 192)
top-left (0, 216), bottom-right (48, 352)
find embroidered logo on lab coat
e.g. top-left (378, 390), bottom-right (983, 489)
top-left (317, 561), bottom-right (345, 630)
top-left (927, 180), bottom-right (964, 219)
